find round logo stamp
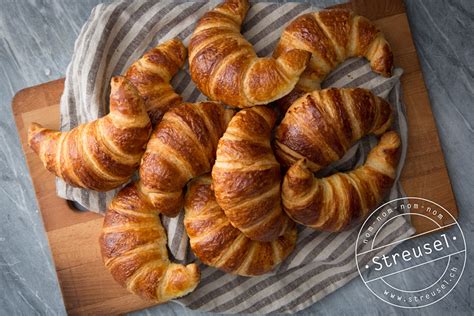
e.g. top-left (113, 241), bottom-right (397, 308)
top-left (355, 197), bottom-right (466, 308)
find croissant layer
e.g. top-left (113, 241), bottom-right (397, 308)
top-left (274, 88), bottom-right (393, 172)
top-left (282, 131), bottom-right (401, 231)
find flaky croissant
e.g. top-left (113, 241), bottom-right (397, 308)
top-left (277, 8), bottom-right (393, 92)
top-left (189, 0), bottom-right (310, 108)
top-left (100, 182), bottom-right (200, 302)
top-left (125, 38), bottom-right (186, 125)
top-left (282, 131), bottom-right (401, 232)
top-left (139, 102), bottom-right (234, 217)
top-left (212, 106), bottom-right (290, 242)
top-left (28, 76), bottom-right (151, 191)
top-left (274, 88), bottom-right (393, 172)
top-left (184, 176), bottom-right (297, 276)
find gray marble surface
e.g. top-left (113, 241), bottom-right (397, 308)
top-left (0, 0), bottom-right (472, 315)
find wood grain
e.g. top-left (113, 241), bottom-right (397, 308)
top-left (11, 1), bottom-right (458, 315)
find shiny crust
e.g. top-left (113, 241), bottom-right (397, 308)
top-left (100, 101), bottom-right (233, 302)
top-left (28, 76), bottom-right (152, 191)
top-left (139, 102), bottom-right (234, 217)
top-left (100, 182), bottom-right (200, 302)
top-left (274, 88), bottom-right (393, 171)
top-left (282, 131), bottom-right (401, 231)
top-left (212, 106), bottom-right (290, 242)
top-left (184, 176), bottom-right (297, 276)
top-left (277, 8), bottom-right (393, 92)
top-left (125, 38), bottom-right (187, 125)
top-left (189, 0), bottom-right (310, 108)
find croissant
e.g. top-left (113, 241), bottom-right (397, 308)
top-left (28, 76), bottom-right (151, 191)
top-left (125, 38), bottom-right (186, 125)
top-left (212, 106), bottom-right (290, 242)
top-left (277, 8), bottom-right (393, 92)
top-left (282, 131), bottom-right (401, 232)
top-left (139, 102), bottom-right (234, 217)
top-left (184, 176), bottom-right (297, 276)
top-left (100, 182), bottom-right (200, 302)
top-left (189, 0), bottom-right (310, 108)
top-left (274, 88), bottom-right (393, 172)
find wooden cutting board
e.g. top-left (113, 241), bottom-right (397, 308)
top-left (12, 0), bottom-right (459, 315)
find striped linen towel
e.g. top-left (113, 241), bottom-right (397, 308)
top-left (57, 0), bottom-right (415, 314)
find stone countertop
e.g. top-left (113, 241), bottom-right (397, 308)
top-left (0, 0), bottom-right (472, 315)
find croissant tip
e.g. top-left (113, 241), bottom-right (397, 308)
top-left (27, 122), bottom-right (47, 153)
top-left (28, 122), bottom-right (43, 132)
top-left (287, 159), bottom-right (312, 180)
top-left (380, 131), bottom-right (400, 146)
top-left (169, 38), bottom-right (186, 49)
top-left (186, 263), bottom-right (201, 278)
top-left (165, 37), bottom-right (181, 44)
top-left (110, 76), bottom-right (124, 90)
top-left (295, 158), bottom-right (308, 167)
top-left (110, 75), bottom-right (141, 97)
top-left (27, 122), bottom-right (46, 142)
top-left (110, 75), bottom-right (126, 85)
top-left (159, 38), bottom-right (187, 64)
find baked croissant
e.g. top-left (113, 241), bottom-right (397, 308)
top-left (28, 76), bottom-right (151, 191)
top-left (274, 88), bottom-right (393, 171)
top-left (139, 102), bottom-right (234, 217)
top-left (100, 182), bottom-right (200, 302)
top-left (184, 176), bottom-right (297, 276)
top-left (189, 0), bottom-right (310, 108)
top-left (282, 131), bottom-right (401, 232)
top-left (212, 106), bottom-right (290, 242)
top-left (125, 38), bottom-right (186, 125)
top-left (277, 8), bottom-right (393, 92)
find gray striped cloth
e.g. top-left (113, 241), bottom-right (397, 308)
top-left (57, 0), bottom-right (415, 314)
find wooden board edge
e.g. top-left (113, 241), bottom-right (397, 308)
top-left (8, 1), bottom-right (462, 313)
top-left (10, 78), bottom-right (79, 311)
top-left (11, 78), bottom-right (65, 115)
top-left (381, 13), bottom-right (460, 228)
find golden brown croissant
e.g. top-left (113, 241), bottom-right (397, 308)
top-left (184, 175), bottom-right (297, 276)
top-left (282, 131), bottom-right (401, 232)
top-left (28, 77), bottom-right (151, 191)
top-left (277, 8), bottom-right (393, 92)
top-left (274, 88), bottom-right (393, 172)
top-left (212, 106), bottom-right (290, 242)
top-left (188, 0), bottom-right (310, 108)
top-left (101, 102), bottom-right (232, 300)
top-left (100, 182), bottom-right (200, 302)
top-left (139, 102), bottom-right (234, 217)
top-left (125, 38), bottom-right (186, 125)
